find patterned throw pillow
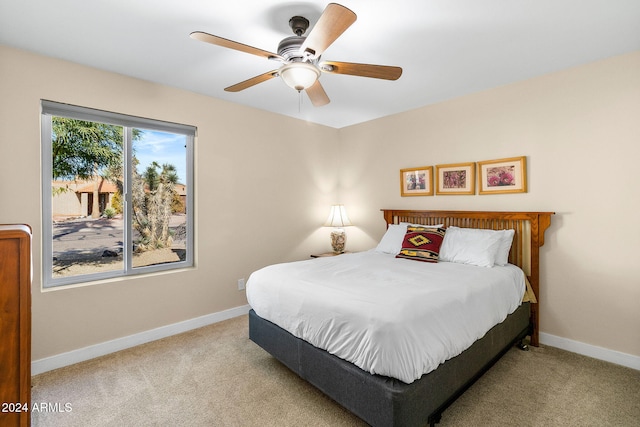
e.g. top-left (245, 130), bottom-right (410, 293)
top-left (395, 226), bottom-right (446, 263)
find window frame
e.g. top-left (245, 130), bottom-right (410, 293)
top-left (41, 100), bottom-right (195, 288)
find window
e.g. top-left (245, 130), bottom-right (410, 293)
top-left (41, 100), bottom-right (194, 288)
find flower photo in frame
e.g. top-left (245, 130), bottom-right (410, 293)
top-left (435, 162), bottom-right (475, 195)
top-left (478, 156), bottom-right (527, 194)
top-left (400, 166), bottom-right (433, 196)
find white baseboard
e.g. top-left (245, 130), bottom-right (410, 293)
top-left (32, 304), bottom-right (251, 376)
top-left (539, 332), bottom-right (640, 371)
top-left (32, 311), bottom-right (639, 376)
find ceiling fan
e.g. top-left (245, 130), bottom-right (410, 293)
top-left (190, 3), bottom-right (402, 107)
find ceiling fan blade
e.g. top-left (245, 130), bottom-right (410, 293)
top-left (305, 80), bottom-right (330, 107)
top-left (320, 61), bottom-right (403, 80)
top-left (190, 31), bottom-right (284, 61)
top-left (224, 70), bottom-right (279, 92)
top-left (300, 3), bottom-right (356, 58)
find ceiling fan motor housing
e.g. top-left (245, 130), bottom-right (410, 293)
top-left (278, 36), bottom-right (312, 62)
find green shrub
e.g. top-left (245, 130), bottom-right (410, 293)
top-left (111, 191), bottom-right (123, 214)
top-left (103, 207), bottom-right (116, 219)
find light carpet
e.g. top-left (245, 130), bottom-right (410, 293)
top-left (31, 315), bottom-right (640, 426)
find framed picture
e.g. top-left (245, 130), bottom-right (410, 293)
top-left (477, 156), bottom-right (527, 194)
top-left (400, 166), bottom-right (433, 196)
top-left (435, 162), bottom-right (475, 195)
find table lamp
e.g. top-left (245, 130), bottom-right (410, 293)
top-left (324, 204), bottom-right (352, 254)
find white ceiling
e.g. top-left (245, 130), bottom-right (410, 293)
top-left (1, 1), bottom-right (639, 128)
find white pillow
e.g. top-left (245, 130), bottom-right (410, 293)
top-left (494, 229), bottom-right (515, 266)
top-left (375, 224), bottom-right (407, 254)
top-left (439, 226), bottom-right (504, 268)
top-left (375, 223), bottom-right (444, 254)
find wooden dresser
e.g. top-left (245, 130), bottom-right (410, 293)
top-left (0, 225), bottom-right (32, 427)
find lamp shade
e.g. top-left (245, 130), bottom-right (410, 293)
top-left (324, 204), bottom-right (352, 227)
top-left (280, 62), bottom-right (321, 91)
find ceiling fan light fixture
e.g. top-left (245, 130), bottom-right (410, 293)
top-left (279, 62), bottom-right (320, 91)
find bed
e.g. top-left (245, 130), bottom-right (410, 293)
top-left (247, 209), bottom-right (553, 426)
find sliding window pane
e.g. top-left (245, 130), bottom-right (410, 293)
top-left (131, 129), bottom-right (188, 269)
top-left (50, 117), bottom-right (125, 279)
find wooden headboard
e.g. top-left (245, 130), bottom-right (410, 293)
top-left (382, 209), bottom-right (554, 346)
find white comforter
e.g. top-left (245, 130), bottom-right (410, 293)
top-left (246, 251), bottom-right (525, 384)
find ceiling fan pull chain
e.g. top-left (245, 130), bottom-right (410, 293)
top-left (298, 90), bottom-right (303, 113)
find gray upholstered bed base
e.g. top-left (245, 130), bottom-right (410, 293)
top-left (249, 302), bottom-right (530, 427)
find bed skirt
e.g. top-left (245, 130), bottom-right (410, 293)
top-left (249, 302), bottom-right (531, 427)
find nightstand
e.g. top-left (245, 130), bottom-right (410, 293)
top-left (310, 251), bottom-right (351, 258)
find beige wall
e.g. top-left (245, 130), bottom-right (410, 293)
top-left (2, 44), bottom-right (638, 363)
top-left (339, 51), bottom-right (640, 357)
top-left (0, 45), bottom-right (339, 360)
